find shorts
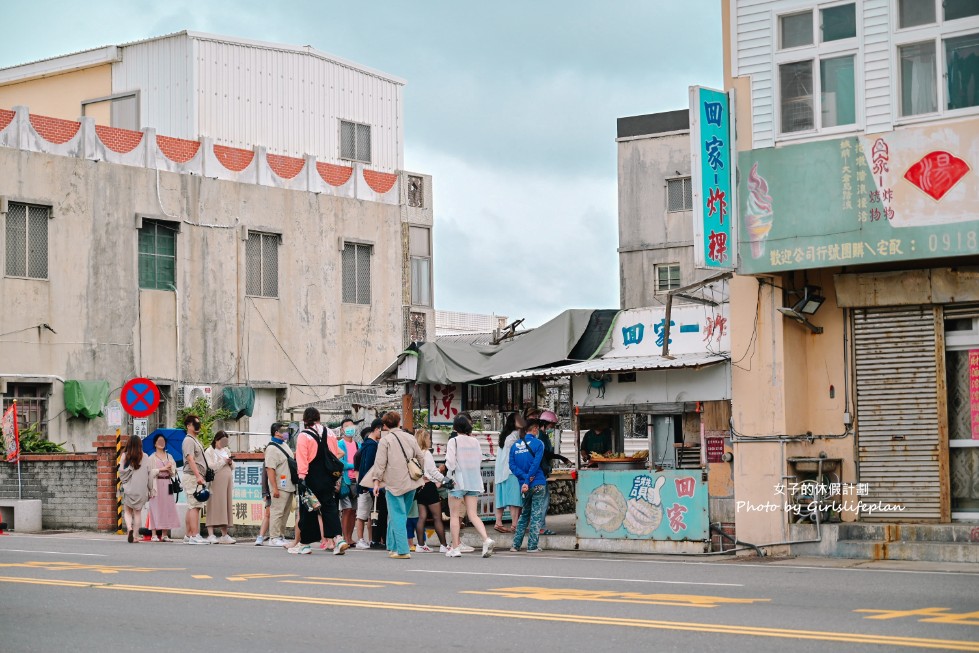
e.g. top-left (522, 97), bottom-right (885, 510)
top-left (182, 473), bottom-right (206, 509)
top-left (338, 494), bottom-right (354, 511)
top-left (449, 489), bottom-right (480, 499)
top-left (415, 481), bottom-right (440, 506)
top-left (356, 492), bottom-right (373, 521)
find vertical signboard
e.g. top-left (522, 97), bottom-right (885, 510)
top-left (970, 349), bottom-right (979, 440)
top-left (691, 86), bottom-right (736, 270)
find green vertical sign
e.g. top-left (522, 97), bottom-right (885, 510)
top-left (691, 87), bottom-right (734, 270)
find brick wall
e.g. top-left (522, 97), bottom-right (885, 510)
top-left (0, 455), bottom-right (98, 530)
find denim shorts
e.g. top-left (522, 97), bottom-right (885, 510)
top-left (449, 489), bottom-right (480, 499)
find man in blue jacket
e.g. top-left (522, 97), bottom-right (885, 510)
top-left (354, 418), bottom-right (384, 549)
top-left (508, 418), bottom-right (547, 552)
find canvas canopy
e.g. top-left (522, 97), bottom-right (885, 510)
top-left (222, 386), bottom-right (255, 419)
top-left (376, 309), bottom-right (618, 385)
top-left (63, 380), bottom-right (109, 419)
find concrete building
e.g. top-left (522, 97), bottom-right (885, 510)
top-left (0, 32), bottom-right (435, 451)
top-left (617, 110), bottom-right (719, 309)
top-left (435, 310), bottom-right (509, 337)
top-left (723, 0), bottom-right (979, 552)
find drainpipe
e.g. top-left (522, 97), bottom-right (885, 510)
top-left (661, 293), bottom-right (674, 358)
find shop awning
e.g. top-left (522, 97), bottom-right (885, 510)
top-left (64, 379), bottom-right (110, 419)
top-left (491, 352), bottom-right (729, 380)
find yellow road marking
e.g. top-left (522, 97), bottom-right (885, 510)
top-left (280, 580), bottom-right (386, 589)
top-left (233, 574), bottom-right (297, 580)
top-left (191, 575), bottom-right (212, 579)
top-left (302, 576), bottom-right (413, 586)
top-left (464, 587), bottom-right (768, 609)
top-left (0, 576), bottom-right (975, 651)
top-left (227, 578), bottom-right (247, 582)
top-left (857, 608), bottom-right (979, 627)
top-left (0, 561), bottom-right (181, 574)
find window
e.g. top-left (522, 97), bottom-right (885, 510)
top-left (4, 202), bottom-right (48, 279)
top-left (776, 4), bottom-right (857, 135)
top-left (246, 231), bottom-right (279, 298)
top-left (81, 92), bottom-right (139, 130)
top-left (342, 242), bottom-right (372, 304)
top-left (138, 219), bottom-right (176, 290)
top-left (656, 264), bottom-right (681, 293)
top-left (895, 2), bottom-right (979, 117)
top-left (2, 383), bottom-right (49, 437)
top-left (340, 120), bottom-right (371, 163)
top-left (409, 226), bottom-right (432, 306)
top-left (666, 177), bottom-right (693, 212)
top-left (407, 176), bottom-right (424, 208)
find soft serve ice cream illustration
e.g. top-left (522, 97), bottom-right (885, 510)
top-left (745, 162), bottom-right (774, 259)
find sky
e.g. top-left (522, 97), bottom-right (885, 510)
top-left (0, 1), bottom-right (723, 327)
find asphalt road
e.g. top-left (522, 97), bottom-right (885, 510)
top-left (1, 532), bottom-right (978, 652)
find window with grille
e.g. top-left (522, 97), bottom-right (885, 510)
top-left (138, 219), bottom-right (176, 290)
top-left (666, 178), bottom-right (693, 212)
top-left (2, 383), bottom-right (50, 437)
top-left (409, 226), bottom-right (432, 306)
top-left (656, 264), bottom-right (681, 293)
top-left (246, 231), bottom-right (279, 298)
top-left (340, 120), bottom-right (371, 163)
top-left (342, 242), bottom-right (372, 304)
top-left (5, 202), bottom-right (49, 279)
top-left (407, 176), bottom-right (424, 208)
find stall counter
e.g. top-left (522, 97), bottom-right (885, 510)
top-left (576, 468), bottom-right (708, 541)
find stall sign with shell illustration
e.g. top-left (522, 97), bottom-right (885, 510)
top-left (577, 470), bottom-right (708, 541)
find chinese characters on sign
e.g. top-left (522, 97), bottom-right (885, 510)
top-left (430, 383), bottom-right (462, 425)
top-left (690, 87), bottom-right (734, 270)
top-left (970, 350), bottom-right (979, 440)
top-left (609, 305), bottom-right (731, 357)
top-left (231, 461), bottom-right (268, 526)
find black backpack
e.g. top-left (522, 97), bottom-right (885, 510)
top-left (267, 441), bottom-right (300, 485)
top-left (302, 429), bottom-right (345, 478)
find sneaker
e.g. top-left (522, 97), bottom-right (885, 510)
top-left (409, 544), bottom-right (416, 552)
top-left (269, 537), bottom-right (287, 547)
top-left (287, 544), bottom-right (308, 555)
top-left (481, 539), bottom-right (495, 558)
top-left (320, 541), bottom-right (330, 550)
top-left (389, 552), bottom-right (411, 559)
top-left (416, 544), bottom-right (432, 553)
top-left (218, 535), bottom-right (236, 544)
top-left (334, 540), bottom-right (349, 556)
top-left (194, 534), bottom-right (211, 544)
top-left (458, 544), bottom-right (474, 553)
top-left (160, 535), bottom-right (172, 542)
top-left (509, 547), bottom-right (520, 552)
top-left (445, 547), bottom-right (462, 558)
top-left (206, 534), bottom-right (218, 544)
top-left (439, 545), bottom-right (450, 553)
top-left (355, 539), bottom-right (370, 550)
top-left (527, 548), bottom-right (543, 553)
top-left (254, 536), bottom-right (266, 546)
top-left (370, 542), bottom-right (386, 550)
top-left (183, 536), bottom-right (199, 545)
top-left (151, 535), bottom-right (160, 542)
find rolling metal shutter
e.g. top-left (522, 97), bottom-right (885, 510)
top-left (853, 306), bottom-right (942, 521)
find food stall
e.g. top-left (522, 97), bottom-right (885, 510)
top-left (494, 302), bottom-right (732, 552)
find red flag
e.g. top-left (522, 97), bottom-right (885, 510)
top-left (2, 401), bottom-right (19, 463)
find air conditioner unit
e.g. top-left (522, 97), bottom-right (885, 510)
top-left (183, 385), bottom-right (213, 407)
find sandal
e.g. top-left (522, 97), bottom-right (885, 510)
top-left (493, 525), bottom-right (508, 533)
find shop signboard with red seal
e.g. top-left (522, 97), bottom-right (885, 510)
top-left (705, 436), bottom-right (726, 463)
top-left (120, 377), bottom-right (160, 418)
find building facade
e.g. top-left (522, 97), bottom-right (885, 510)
top-left (0, 33), bottom-right (434, 451)
top-left (724, 0), bottom-right (979, 546)
top-left (617, 110), bottom-right (722, 309)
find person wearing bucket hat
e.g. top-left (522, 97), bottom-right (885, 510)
top-left (534, 409), bottom-right (570, 536)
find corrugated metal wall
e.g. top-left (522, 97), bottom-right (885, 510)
top-left (734, 0), bottom-right (894, 148)
top-left (853, 306), bottom-right (943, 521)
top-left (112, 34), bottom-right (197, 139)
top-left (113, 34), bottom-right (403, 170)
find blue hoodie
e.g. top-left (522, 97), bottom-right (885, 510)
top-left (356, 437), bottom-right (379, 494)
top-left (509, 433), bottom-right (545, 489)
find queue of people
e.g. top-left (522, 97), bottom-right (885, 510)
top-left (122, 406), bottom-right (564, 556)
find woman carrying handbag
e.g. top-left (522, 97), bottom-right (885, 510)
top-left (147, 433), bottom-right (180, 541)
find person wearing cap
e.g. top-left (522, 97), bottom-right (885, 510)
top-left (536, 409), bottom-right (571, 536)
top-left (509, 417), bottom-right (547, 552)
top-left (337, 418), bottom-right (360, 547)
top-left (264, 422), bottom-right (296, 547)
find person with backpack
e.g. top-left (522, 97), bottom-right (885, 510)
top-left (264, 422), bottom-right (297, 547)
top-left (509, 417), bottom-right (547, 553)
top-left (290, 407), bottom-right (347, 555)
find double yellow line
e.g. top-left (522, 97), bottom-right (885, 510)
top-left (0, 576), bottom-right (975, 651)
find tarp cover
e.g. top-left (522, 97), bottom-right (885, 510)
top-left (64, 380), bottom-right (109, 419)
top-left (142, 428), bottom-right (187, 465)
top-left (414, 309), bottom-right (610, 384)
top-left (222, 386), bottom-right (255, 419)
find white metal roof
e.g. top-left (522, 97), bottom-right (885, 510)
top-left (491, 352), bottom-right (729, 380)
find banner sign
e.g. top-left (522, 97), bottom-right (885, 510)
top-left (430, 383), bottom-right (462, 426)
top-left (608, 305), bottom-right (730, 357)
top-left (691, 86), bottom-right (736, 270)
top-left (738, 118), bottom-right (979, 274)
top-left (577, 469), bottom-right (708, 541)
top-left (2, 402), bottom-right (19, 463)
top-left (970, 350), bottom-right (979, 440)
